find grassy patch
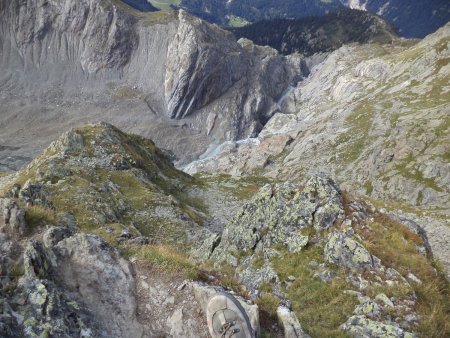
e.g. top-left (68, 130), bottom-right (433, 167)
top-left (227, 15), bottom-right (250, 28)
top-left (198, 174), bottom-right (273, 200)
top-left (257, 293), bottom-right (281, 334)
top-left (358, 215), bottom-right (450, 337)
top-left (335, 100), bottom-right (375, 165)
top-left (272, 244), bottom-right (357, 337)
top-left (24, 205), bottom-right (57, 228)
top-left (121, 244), bottom-right (199, 279)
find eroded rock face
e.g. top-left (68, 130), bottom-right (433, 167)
top-left (165, 11), bottom-right (247, 119)
top-left (3, 0), bottom-right (138, 74)
top-left (185, 23), bottom-right (450, 214)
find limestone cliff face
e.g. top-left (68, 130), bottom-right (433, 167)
top-left (0, 0), bottom-right (301, 170)
top-left (165, 12), bottom-right (247, 119)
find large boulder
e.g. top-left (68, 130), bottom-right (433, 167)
top-left (10, 227), bottom-right (143, 338)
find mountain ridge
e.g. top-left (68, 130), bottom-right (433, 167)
top-left (229, 9), bottom-right (399, 56)
top-left (178, 0), bottom-right (450, 38)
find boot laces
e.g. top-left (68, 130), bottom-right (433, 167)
top-left (219, 320), bottom-right (240, 337)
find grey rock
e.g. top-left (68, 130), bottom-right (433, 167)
top-left (375, 293), bottom-right (394, 308)
top-left (211, 176), bottom-right (343, 264)
top-left (341, 315), bottom-right (416, 338)
top-left (276, 305), bottom-right (311, 338)
top-left (354, 301), bottom-right (381, 319)
top-left (406, 273), bottom-right (422, 285)
top-left (165, 11), bottom-right (246, 119)
top-left (9, 228), bottom-right (144, 338)
top-left (237, 257), bottom-right (280, 291)
top-left (324, 231), bottom-right (381, 271)
top-left (0, 199), bottom-right (26, 236)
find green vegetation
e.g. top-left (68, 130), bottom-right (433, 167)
top-left (335, 100), bottom-right (375, 165)
top-left (197, 173), bottom-right (273, 200)
top-left (227, 15), bottom-right (249, 28)
top-left (257, 292), bottom-right (280, 336)
top-left (230, 9), bottom-right (397, 56)
top-left (108, 0), bottom-right (177, 26)
top-left (121, 244), bottom-right (199, 279)
top-left (358, 214), bottom-right (450, 338)
top-left (272, 243), bottom-right (357, 337)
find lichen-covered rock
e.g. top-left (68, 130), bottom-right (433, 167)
top-left (212, 176), bottom-right (343, 263)
top-left (191, 232), bottom-right (221, 261)
top-left (324, 231), bottom-right (381, 271)
top-left (52, 233), bottom-right (143, 338)
top-left (276, 306), bottom-right (311, 338)
top-left (237, 256), bottom-right (279, 290)
top-left (341, 315), bottom-right (416, 338)
top-left (375, 293), bottom-right (395, 308)
top-left (17, 278), bottom-right (98, 338)
top-left (354, 300), bottom-right (381, 319)
top-left (4, 227), bottom-right (144, 338)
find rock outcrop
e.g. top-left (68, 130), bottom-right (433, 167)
top-left (0, 122), bottom-right (210, 248)
top-left (209, 176), bottom-right (344, 266)
top-left (1, 226), bottom-right (141, 338)
top-left (324, 230), bottom-right (382, 271)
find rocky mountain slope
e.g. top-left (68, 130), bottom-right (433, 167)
top-left (0, 2), bottom-right (449, 337)
top-left (186, 23), bottom-right (450, 214)
top-left (179, 0), bottom-right (450, 37)
top-left (0, 0), bottom-right (302, 170)
top-left (0, 124), bottom-right (448, 337)
top-left (230, 9), bottom-right (398, 56)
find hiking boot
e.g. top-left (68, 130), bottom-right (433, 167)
top-left (206, 292), bottom-right (255, 338)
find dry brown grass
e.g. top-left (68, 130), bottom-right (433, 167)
top-left (358, 215), bottom-right (450, 338)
